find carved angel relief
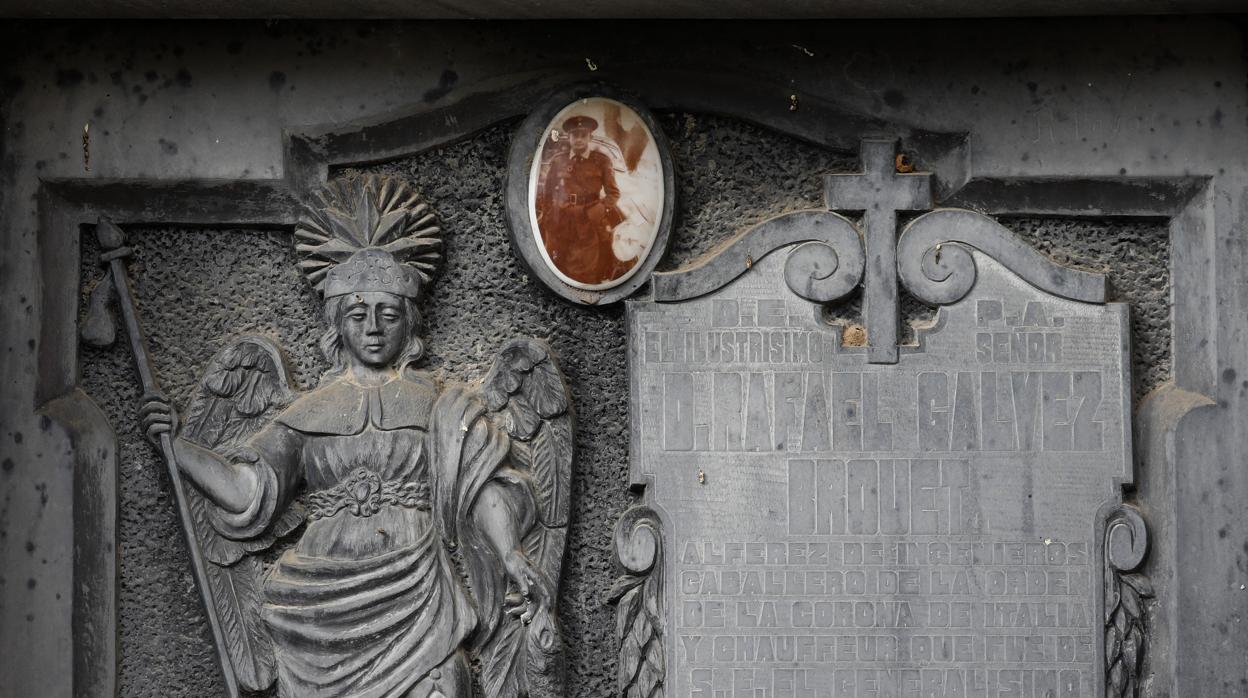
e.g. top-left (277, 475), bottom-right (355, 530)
top-left (129, 174), bottom-right (574, 697)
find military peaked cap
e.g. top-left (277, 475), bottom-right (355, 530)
top-left (562, 115), bottom-right (599, 133)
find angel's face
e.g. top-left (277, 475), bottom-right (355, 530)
top-left (338, 292), bottom-right (408, 369)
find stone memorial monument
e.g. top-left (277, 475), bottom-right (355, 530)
top-left (1, 14), bottom-right (1246, 698)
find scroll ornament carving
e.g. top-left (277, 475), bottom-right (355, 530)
top-left (896, 208), bottom-right (1107, 306)
top-left (1104, 505), bottom-right (1153, 698)
top-left (609, 506), bottom-right (666, 698)
top-left (651, 139), bottom-right (1110, 366)
top-left (652, 206), bottom-right (1105, 312)
top-left (651, 210), bottom-right (864, 305)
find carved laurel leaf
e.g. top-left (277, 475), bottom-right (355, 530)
top-left (206, 556), bottom-right (277, 692)
top-left (1122, 572), bottom-right (1153, 597)
top-left (608, 573), bottom-right (645, 606)
top-left (1106, 579), bottom-right (1121, 618)
top-left (1121, 581), bottom-right (1142, 619)
top-left (635, 640), bottom-right (665, 698)
top-left (1105, 566), bottom-right (1153, 698)
top-left (615, 584), bottom-right (645, 688)
top-left (613, 573), bottom-right (665, 698)
top-left (1121, 629), bottom-right (1142, 684)
top-left (612, 507), bottom-right (666, 698)
top-left (1108, 661), bottom-right (1127, 698)
top-left (637, 574), bottom-right (666, 698)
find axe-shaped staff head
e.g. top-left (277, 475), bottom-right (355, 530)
top-left (81, 217), bottom-right (131, 348)
top-left (96, 216), bottom-right (127, 249)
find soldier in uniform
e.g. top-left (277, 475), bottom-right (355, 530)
top-left (536, 115), bottom-right (628, 285)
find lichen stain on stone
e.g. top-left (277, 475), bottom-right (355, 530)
top-left (842, 325), bottom-right (867, 347)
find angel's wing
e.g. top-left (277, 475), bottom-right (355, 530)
top-left (180, 335), bottom-right (301, 693)
top-left (478, 339), bottom-right (574, 698)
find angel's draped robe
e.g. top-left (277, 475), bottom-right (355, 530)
top-left (207, 372), bottom-right (533, 698)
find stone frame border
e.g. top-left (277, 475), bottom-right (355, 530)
top-left (32, 65), bottom-right (1217, 697)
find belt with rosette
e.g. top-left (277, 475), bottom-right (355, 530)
top-left (305, 467), bottom-right (431, 520)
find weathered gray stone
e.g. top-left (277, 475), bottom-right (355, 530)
top-left (1, 17), bottom-right (1245, 698)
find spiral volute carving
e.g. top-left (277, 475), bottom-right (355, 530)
top-left (898, 208), bottom-right (1108, 306)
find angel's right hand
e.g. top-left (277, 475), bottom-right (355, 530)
top-left (138, 392), bottom-right (179, 447)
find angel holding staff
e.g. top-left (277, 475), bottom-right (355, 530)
top-left (137, 174), bottom-right (573, 698)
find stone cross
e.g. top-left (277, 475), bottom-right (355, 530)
top-left (825, 139), bottom-right (933, 364)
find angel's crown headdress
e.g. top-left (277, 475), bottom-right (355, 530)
top-left (295, 174), bottom-right (441, 299)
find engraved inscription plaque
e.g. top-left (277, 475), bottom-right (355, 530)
top-left (621, 164), bottom-right (1145, 697)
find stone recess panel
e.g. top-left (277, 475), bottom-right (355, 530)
top-left (77, 114), bottom-right (1170, 698)
top-left (630, 248), bottom-right (1132, 695)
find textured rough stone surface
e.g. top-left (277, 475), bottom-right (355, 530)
top-left (80, 113), bottom-right (1171, 695)
top-left (1007, 216), bottom-right (1170, 404)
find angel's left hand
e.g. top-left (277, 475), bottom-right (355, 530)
top-left (502, 549), bottom-right (552, 625)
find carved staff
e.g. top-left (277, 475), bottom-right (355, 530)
top-left (90, 218), bottom-right (242, 698)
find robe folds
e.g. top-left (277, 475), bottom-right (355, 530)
top-left (207, 372), bottom-right (533, 698)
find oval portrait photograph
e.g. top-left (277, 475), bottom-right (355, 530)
top-left (527, 97), bottom-right (666, 291)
